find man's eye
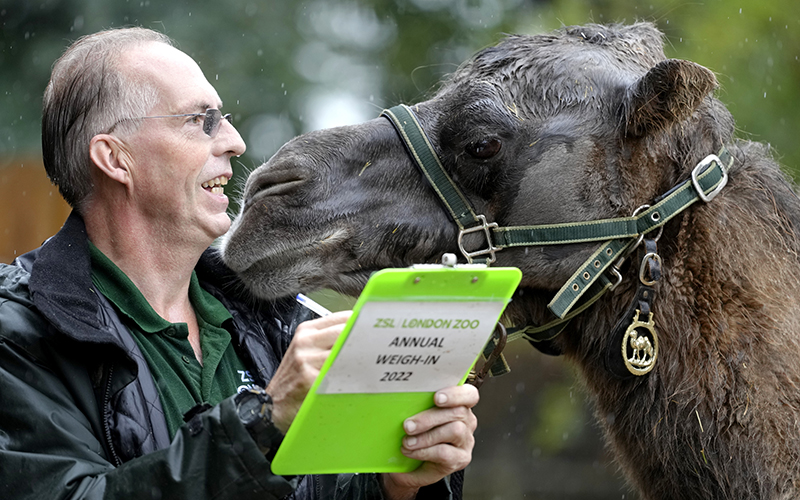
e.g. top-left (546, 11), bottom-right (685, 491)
top-left (190, 115), bottom-right (203, 124)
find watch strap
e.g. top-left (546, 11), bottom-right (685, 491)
top-left (235, 388), bottom-right (284, 461)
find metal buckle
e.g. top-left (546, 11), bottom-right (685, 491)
top-left (457, 214), bottom-right (500, 264)
top-left (638, 252), bottom-right (662, 286)
top-left (608, 265), bottom-right (624, 290)
top-left (468, 322), bottom-right (508, 389)
top-left (691, 154), bottom-right (728, 203)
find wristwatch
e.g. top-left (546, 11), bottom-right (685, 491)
top-left (234, 387), bottom-right (284, 460)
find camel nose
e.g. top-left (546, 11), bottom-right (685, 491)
top-left (242, 161), bottom-right (308, 210)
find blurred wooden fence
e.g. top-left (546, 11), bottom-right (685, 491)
top-left (0, 157), bottom-right (71, 264)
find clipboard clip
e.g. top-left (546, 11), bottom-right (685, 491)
top-left (411, 253), bottom-right (488, 270)
top-left (469, 322), bottom-right (508, 389)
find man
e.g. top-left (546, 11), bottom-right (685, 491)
top-left (0, 27), bottom-right (478, 499)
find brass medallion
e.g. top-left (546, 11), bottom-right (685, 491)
top-left (622, 309), bottom-right (658, 376)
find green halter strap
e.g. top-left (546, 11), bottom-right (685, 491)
top-left (382, 104), bottom-right (731, 318)
top-left (382, 104), bottom-right (731, 376)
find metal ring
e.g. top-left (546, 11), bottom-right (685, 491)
top-left (626, 204), bottom-right (651, 254)
top-left (650, 225), bottom-right (664, 242)
top-left (634, 204), bottom-right (664, 242)
top-left (647, 212), bottom-right (664, 242)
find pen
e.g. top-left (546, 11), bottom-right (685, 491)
top-left (296, 293), bottom-right (332, 317)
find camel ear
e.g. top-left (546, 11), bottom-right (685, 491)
top-left (623, 59), bottom-right (718, 137)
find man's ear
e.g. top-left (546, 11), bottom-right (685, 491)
top-left (622, 59), bottom-right (718, 137)
top-left (89, 134), bottom-right (132, 185)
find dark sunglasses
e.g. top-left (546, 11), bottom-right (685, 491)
top-left (106, 108), bottom-right (232, 137)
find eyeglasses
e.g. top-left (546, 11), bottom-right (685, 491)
top-left (106, 108), bottom-right (232, 137)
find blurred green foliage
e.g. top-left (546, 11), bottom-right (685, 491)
top-left (2, 0), bottom-right (798, 176)
top-left (528, 382), bottom-right (588, 455)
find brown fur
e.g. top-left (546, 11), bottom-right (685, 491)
top-left (222, 23), bottom-right (800, 499)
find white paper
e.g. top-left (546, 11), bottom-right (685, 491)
top-left (316, 301), bottom-right (505, 394)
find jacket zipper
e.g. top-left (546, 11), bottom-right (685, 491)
top-left (102, 364), bottom-right (123, 467)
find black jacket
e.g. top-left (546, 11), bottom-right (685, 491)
top-left (0, 212), bottom-right (452, 499)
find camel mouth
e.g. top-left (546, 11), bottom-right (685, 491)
top-left (221, 225), bottom-right (364, 300)
top-left (223, 226), bottom-right (351, 274)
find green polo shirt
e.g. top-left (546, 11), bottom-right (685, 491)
top-left (88, 243), bottom-right (255, 439)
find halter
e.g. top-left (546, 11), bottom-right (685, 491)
top-left (381, 104), bottom-right (731, 373)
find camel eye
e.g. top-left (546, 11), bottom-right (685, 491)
top-left (465, 138), bottom-right (501, 159)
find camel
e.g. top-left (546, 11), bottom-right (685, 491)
top-left (222, 22), bottom-right (800, 499)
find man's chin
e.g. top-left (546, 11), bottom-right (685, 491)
top-left (204, 214), bottom-right (232, 244)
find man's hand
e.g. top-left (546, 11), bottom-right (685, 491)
top-left (381, 384), bottom-right (480, 500)
top-left (266, 311), bottom-right (351, 433)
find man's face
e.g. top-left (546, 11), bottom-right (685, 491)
top-left (116, 42), bottom-right (246, 246)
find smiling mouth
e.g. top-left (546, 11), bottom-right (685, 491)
top-left (202, 176), bottom-right (228, 195)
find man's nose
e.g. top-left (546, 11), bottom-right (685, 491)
top-left (217, 118), bottom-right (246, 157)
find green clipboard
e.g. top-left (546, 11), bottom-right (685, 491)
top-left (270, 265), bottom-right (522, 475)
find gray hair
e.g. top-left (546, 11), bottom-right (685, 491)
top-left (41, 27), bottom-right (174, 212)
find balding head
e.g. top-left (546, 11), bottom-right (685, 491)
top-left (42, 27), bottom-right (174, 212)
